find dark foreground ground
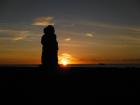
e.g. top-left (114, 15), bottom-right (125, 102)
top-left (0, 66), bottom-right (139, 103)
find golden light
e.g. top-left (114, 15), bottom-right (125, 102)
top-left (60, 58), bottom-right (69, 66)
top-left (59, 53), bottom-right (72, 66)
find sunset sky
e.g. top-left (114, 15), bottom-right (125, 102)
top-left (0, 0), bottom-right (140, 64)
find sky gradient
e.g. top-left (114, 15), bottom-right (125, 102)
top-left (0, 0), bottom-right (140, 64)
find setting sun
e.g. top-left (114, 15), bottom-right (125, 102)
top-left (60, 58), bottom-right (69, 66)
top-left (59, 53), bottom-right (73, 66)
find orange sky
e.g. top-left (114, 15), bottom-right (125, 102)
top-left (0, 26), bottom-right (140, 64)
top-left (0, 0), bottom-right (140, 64)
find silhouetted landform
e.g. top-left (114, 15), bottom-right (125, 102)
top-left (41, 25), bottom-right (58, 70)
top-left (0, 65), bottom-right (139, 104)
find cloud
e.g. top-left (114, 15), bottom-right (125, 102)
top-left (65, 38), bottom-right (71, 41)
top-left (0, 29), bottom-right (19, 35)
top-left (0, 29), bottom-right (29, 41)
top-left (111, 35), bottom-right (140, 45)
top-left (13, 36), bottom-right (25, 41)
top-left (63, 24), bottom-right (75, 28)
top-left (60, 53), bottom-right (72, 59)
top-left (13, 31), bottom-right (29, 41)
top-left (76, 20), bottom-right (140, 34)
top-left (85, 32), bottom-right (95, 37)
top-left (32, 17), bottom-right (54, 26)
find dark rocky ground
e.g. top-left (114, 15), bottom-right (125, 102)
top-left (0, 66), bottom-right (139, 104)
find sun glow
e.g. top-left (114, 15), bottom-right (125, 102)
top-left (60, 58), bottom-right (69, 66)
top-left (59, 53), bottom-right (72, 66)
